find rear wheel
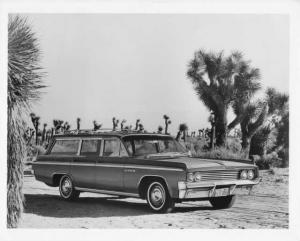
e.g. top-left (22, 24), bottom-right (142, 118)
top-left (146, 181), bottom-right (174, 213)
top-left (209, 195), bottom-right (236, 209)
top-left (59, 175), bottom-right (80, 200)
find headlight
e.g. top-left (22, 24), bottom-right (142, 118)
top-left (187, 172), bottom-right (194, 182)
top-left (194, 172), bottom-right (202, 182)
top-left (247, 170), bottom-right (255, 180)
top-left (240, 170), bottom-right (248, 179)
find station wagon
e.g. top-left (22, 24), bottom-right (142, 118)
top-left (32, 130), bottom-right (260, 213)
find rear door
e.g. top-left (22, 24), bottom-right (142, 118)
top-left (71, 138), bottom-right (101, 188)
top-left (95, 138), bottom-right (129, 191)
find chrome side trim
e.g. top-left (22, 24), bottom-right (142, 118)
top-left (75, 187), bottom-right (139, 197)
top-left (34, 161), bottom-right (183, 171)
top-left (34, 162), bottom-right (70, 165)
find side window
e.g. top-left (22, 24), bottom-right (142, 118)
top-left (102, 139), bottom-right (128, 157)
top-left (103, 139), bottom-right (120, 157)
top-left (120, 143), bottom-right (129, 157)
top-left (80, 139), bottom-right (100, 156)
top-left (50, 139), bottom-right (79, 155)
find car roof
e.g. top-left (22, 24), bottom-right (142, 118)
top-left (53, 129), bottom-right (172, 139)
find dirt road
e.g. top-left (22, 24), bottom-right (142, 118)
top-left (19, 168), bottom-right (288, 228)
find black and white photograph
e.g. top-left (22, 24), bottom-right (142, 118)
top-left (1, 0), bottom-right (300, 240)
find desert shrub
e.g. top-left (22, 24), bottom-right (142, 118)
top-left (226, 137), bottom-right (242, 153)
top-left (254, 152), bottom-right (282, 170)
top-left (277, 148), bottom-right (289, 168)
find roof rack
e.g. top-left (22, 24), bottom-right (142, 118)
top-left (54, 128), bottom-right (144, 136)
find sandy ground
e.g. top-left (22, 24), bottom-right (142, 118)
top-left (19, 168), bottom-right (288, 228)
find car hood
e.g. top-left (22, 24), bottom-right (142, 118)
top-left (147, 156), bottom-right (254, 170)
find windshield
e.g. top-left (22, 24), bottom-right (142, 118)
top-left (122, 136), bottom-right (187, 156)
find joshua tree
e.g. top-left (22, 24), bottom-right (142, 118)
top-left (135, 119), bottom-right (140, 130)
top-left (63, 122), bottom-right (71, 131)
top-left (76, 118), bottom-right (81, 131)
top-left (120, 119), bottom-right (127, 130)
top-left (53, 119), bottom-right (64, 133)
top-left (8, 15), bottom-right (45, 228)
top-left (112, 117), bottom-right (119, 131)
top-left (187, 50), bottom-right (261, 146)
top-left (93, 120), bottom-right (102, 131)
top-left (249, 88), bottom-right (289, 156)
top-left (157, 126), bottom-right (163, 134)
top-left (163, 115), bottom-right (171, 135)
top-left (138, 123), bottom-right (144, 132)
top-left (41, 123), bottom-right (47, 144)
top-left (239, 101), bottom-right (269, 155)
top-left (29, 113), bottom-right (40, 145)
top-left (176, 123), bottom-right (188, 142)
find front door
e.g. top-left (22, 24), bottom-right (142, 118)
top-left (95, 138), bottom-right (128, 191)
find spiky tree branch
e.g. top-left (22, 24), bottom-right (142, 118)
top-left (8, 15), bottom-right (45, 228)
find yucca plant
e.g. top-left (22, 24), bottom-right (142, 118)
top-left (76, 118), bottom-right (81, 131)
top-left (135, 119), bottom-right (140, 130)
top-left (176, 123), bottom-right (188, 142)
top-left (157, 125), bottom-right (163, 134)
top-left (120, 119), bottom-right (127, 130)
top-left (112, 117), bottom-right (119, 131)
top-left (93, 120), bottom-right (102, 131)
top-left (163, 115), bottom-right (171, 135)
top-left (8, 15), bottom-right (45, 228)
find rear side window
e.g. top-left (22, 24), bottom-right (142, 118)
top-left (50, 139), bottom-right (80, 155)
top-left (80, 139), bottom-right (100, 156)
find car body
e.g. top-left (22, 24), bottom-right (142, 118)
top-left (32, 130), bottom-right (260, 212)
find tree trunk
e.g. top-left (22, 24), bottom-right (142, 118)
top-left (7, 109), bottom-right (26, 228)
top-left (241, 136), bottom-right (251, 157)
top-left (215, 110), bottom-right (227, 146)
top-left (175, 131), bottom-right (181, 141)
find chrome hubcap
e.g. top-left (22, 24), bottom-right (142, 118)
top-left (61, 178), bottom-right (72, 196)
top-left (150, 186), bottom-right (165, 208)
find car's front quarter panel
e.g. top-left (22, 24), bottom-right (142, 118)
top-left (123, 163), bottom-right (186, 198)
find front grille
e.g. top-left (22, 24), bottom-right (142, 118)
top-left (199, 170), bottom-right (240, 181)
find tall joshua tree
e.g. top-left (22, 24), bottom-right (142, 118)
top-left (8, 15), bottom-right (45, 228)
top-left (187, 50), bottom-right (261, 146)
top-left (163, 115), bottom-right (171, 135)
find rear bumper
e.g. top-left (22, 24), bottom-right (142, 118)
top-left (178, 178), bottom-right (261, 199)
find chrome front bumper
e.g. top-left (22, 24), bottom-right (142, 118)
top-left (178, 178), bottom-right (261, 199)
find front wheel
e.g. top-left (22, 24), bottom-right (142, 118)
top-left (209, 195), bottom-right (236, 209)
top-left (59, 175), bottom-right (80, 201)
top-left (146, 181), bottom-right (175, 213)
